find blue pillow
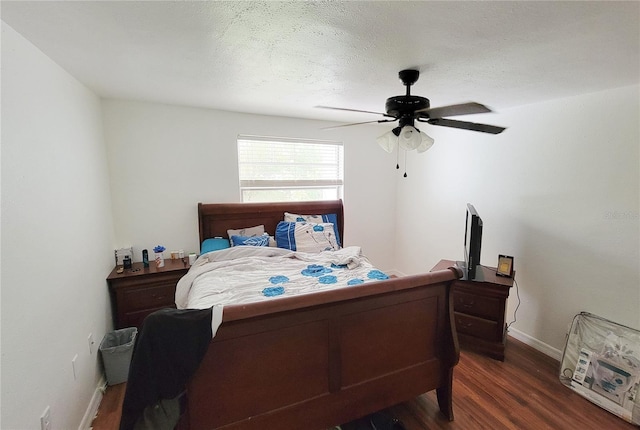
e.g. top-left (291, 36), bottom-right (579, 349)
top-left (201, 238), bottom-right (230, 254)
top-left (230, 235), bottom-right (270, 247)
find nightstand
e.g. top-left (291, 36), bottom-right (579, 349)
top-left (107, 259), bottom-right (190, 329)
top-left (432, 259), bottom-right (514, 360)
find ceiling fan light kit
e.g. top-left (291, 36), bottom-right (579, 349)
top-left (377, 125), bottom-right (434, 154)
top-left (376, 127), bottom-right (400, 153)
top-left (398, 125), bottom-right (421, 151)
top-left (416, 130), bottom-right (435, 153)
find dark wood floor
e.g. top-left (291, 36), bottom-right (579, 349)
top-left (387, 337), bottom-right (636, 429)
top-left (92, 336), bottom-right (637, 429)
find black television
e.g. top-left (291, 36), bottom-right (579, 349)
top-left (463, 203), bottom-right (483, 280)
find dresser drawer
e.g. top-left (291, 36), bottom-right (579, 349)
top-left (454, 312), bottom-right (500, 341)
top-left (120, 284), bottom-right (176, 312)
top-left (454, 291), bottom-right (501, 321)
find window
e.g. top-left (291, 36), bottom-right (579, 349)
top-left (238, 135), bottom-right (344, 203)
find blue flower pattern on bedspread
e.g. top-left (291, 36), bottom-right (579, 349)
top-left (260, 267), bottom-right (388, 298)
top-left (318, 275), bottom-right (337, 284)
top-left (367, 270), bottom-right (389, 280)
top-left (262, 286), bottom-right (285, 297)
top-left (312, 224), bottom-right (325, 232)
top-left (269, 275), bottom-right (289, 284)
top-left (301, 264), bottom-right (333, 277)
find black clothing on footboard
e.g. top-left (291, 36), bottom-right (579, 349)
top-left (119, 307), bottom-right (212, 430)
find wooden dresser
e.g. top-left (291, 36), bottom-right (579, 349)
top-left (107, 259), bottom-right (190, 329)
top-left (432, 259), bottom-right (514, 360)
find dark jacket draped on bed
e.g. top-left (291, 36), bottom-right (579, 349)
top-left (119, 307), bottom-right (213, 430)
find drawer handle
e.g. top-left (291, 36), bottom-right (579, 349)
top-left (152, 295), bottom-right (166, 301)
top-left (457, 319), bottom-right (473, 328)
top-left (458, 298), bottom-right (475, 307)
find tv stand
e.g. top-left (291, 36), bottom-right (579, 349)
top-left (454, 261), bottom-right (486, 282)
top-left (432, 259), bottom-right (514, 360)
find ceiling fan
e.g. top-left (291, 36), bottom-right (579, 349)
top-left (317, 69), bottom-right (505, 154)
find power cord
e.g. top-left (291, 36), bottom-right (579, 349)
top-left (507, 277), bottom-right (520, 330)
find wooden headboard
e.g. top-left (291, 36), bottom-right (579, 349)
top-left (198, 200), bottom-right (344, 245)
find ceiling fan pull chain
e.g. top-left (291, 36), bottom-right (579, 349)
top-left (404, 150), bottom-right (408, 178)
top-left (396, 147), bottom-right (400, 170)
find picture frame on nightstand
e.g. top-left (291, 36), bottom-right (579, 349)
top-left (496, 254), bottom-right (514, 277)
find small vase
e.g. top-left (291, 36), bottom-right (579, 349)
top-left (155, 252), bottom-right (165, 268)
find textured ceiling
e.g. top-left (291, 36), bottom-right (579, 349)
top-left (2, 1), bottom-right (639, 124)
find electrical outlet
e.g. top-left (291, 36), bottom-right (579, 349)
top-left (72, 354), bottom-right (78, 380)
top-left (88, 333), bottom-right (95, 355)
top-left (40, 406), bottom-right (51, 430)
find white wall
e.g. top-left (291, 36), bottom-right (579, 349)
top-left (1, 23), bottom-right (115, 429)
top-left (5, 18), bottom-right (636, 430)
top-left (395, 85), bottom-right (640, 353)
top-left (102, 100), bottom-right (399, 271)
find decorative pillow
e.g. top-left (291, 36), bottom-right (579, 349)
top-left (284, 212), bottom-right (342, 247)
top-left (275, 221), bottom-right (339, 252)
top-left (227, 225), bottom-right (265, 246)
top-left (230, 235), bottom-right (270, 247)
top-left (201, 237), bottom-right (230, 255)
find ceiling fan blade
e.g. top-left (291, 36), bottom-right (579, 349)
top-left (416, 102), bottom-right (492, 118)
top-left (427, 118), bottom-right (506, 134)
top-left (322, 119), bottom-right (396, 130)
top-left (315, 105), bottom-right (393, 118)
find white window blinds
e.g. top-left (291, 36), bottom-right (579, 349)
top-left (237, 135), bottom-right (344, 203)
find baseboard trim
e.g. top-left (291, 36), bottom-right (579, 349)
top-left (507, 328), bottom-right (562, 361)
top-left (78, 376), bottom-right (107, 430)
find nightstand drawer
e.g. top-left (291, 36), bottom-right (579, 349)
top-left (121, 284), bottom-right (176, 311)
top-left (454, 312), bottom-right (499, 340)
top-left (454, 291), bottom-right (501, 321)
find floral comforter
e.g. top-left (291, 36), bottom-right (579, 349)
top-left (175, 245), bottom-right (388, 315)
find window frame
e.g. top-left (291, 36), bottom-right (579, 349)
top-left (237, 134), bottom-right (344, 203)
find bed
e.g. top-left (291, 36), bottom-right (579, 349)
top-left (176, 199), bottom-right (461, 429)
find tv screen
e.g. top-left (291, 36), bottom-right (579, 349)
top-left (464, 203), bottom-right (483, 280)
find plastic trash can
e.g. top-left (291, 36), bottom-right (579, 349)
top-left (99, 327), bottom-right (137, 385)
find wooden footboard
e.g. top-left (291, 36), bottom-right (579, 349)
top-left (181, 267), bottom-right (461, 430)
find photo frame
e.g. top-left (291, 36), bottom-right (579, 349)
top-left (497, 254), bottom-right (514, 277)
top-left (115, 247), bottom-right (133, 266)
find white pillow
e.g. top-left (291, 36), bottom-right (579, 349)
top-left (284, 212), bottom-right (341, 247)
top-left (275, 221), bottom-right (339, 253)
top-left (284, 212), bottom-right (327, 224)
top-left (227, 225), bottom-right (265, 246)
